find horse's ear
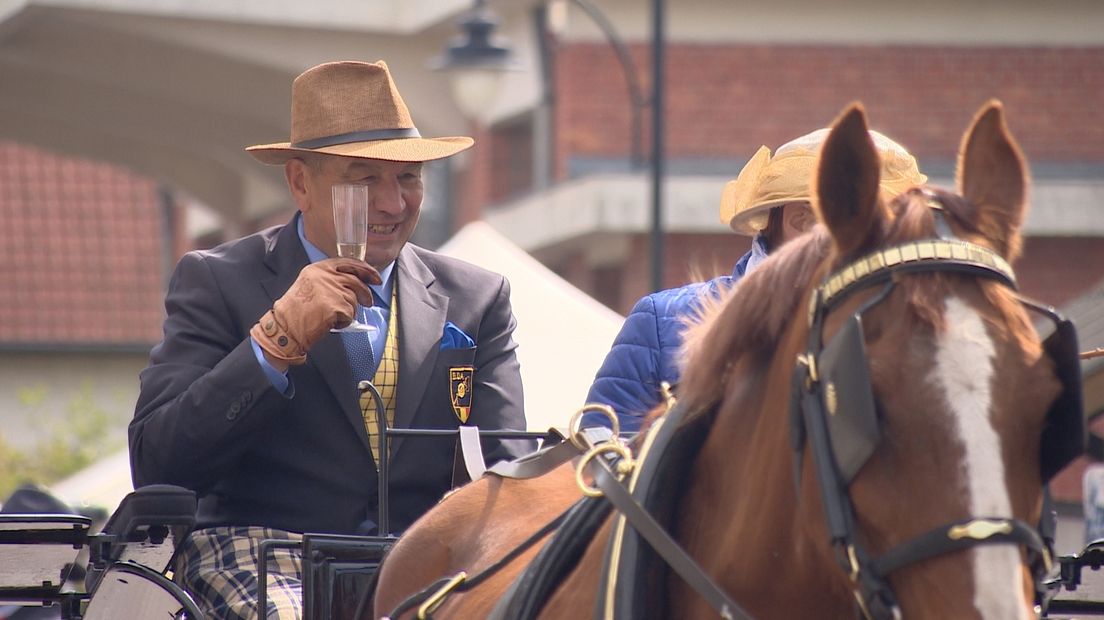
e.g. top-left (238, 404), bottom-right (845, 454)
top-left (815, 103), bottom-right (888, 259)
top-left (957, 100), bottom-right (1028, 260)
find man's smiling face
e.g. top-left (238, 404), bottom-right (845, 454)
top-left (293, 155), bottom-right (424, 270)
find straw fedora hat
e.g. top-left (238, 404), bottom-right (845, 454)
top-left (246, 60), bottom-right (474, 164)
top-left (719, 129), bottom-right (927, 236)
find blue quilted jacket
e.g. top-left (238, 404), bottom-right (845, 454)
top-left (584, 244), bottom-right (761, 433)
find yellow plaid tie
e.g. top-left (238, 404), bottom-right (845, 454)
top-left (361, 287), bottom-right (398, 464)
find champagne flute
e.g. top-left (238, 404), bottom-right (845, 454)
top-left (330, 183), bottom-right (375, 333)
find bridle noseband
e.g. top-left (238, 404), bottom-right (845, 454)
top-left (789, 208), bottom-right (1084, 620)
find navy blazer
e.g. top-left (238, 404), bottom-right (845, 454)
top-left (130, 217), bottom-right (527, 534)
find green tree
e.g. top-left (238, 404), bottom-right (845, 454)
top-left (0, 382), bottom-right (123, 501)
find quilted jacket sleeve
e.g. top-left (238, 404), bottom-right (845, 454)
top-left (583, 277), bottom-right (738, 434)
top-left (584, 293), bottom-right (675, 433)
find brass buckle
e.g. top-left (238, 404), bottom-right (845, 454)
top-left (847, 544), bottom-right (861, 582)
top-left (568, 403), bottom-right (620, 451)
top-left (796, 352), bottom-right (819, 388)
top-left (417, 571), bottom-right (468, 619)
top-left (575, 442), bottom-right (635, 498)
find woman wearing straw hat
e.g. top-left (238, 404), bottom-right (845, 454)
top-left (130, 61), bottom-right (529, 619)
top-left (584, 129), bottom-right (926, 432)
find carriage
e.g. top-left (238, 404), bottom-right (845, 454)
top-left (2, 100), bottom-right (1102, 619)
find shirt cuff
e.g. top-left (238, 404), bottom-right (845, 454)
top-left (251, 336), bottom-right (292, 395)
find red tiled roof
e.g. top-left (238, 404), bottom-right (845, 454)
top-left (0, 141), bottom-right (164, 347)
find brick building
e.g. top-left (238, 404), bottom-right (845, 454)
top-left (471, 16), bottom-right (1104, 316)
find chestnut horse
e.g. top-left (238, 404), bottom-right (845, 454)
top-left (373, 102), bottom-right (1082, 619)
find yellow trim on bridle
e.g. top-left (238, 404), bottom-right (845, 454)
top-left (809, 239), bottom-right (1015, 325)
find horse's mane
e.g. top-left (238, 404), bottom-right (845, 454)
top-left (676, 187), bottom-right (1033, 415)
top-left (677, 229), bottom-right (832, 412)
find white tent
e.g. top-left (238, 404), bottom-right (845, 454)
top-left (52, 449), bottom-right (133, 517)
top-left (438, 222), bottom-right (624, 431)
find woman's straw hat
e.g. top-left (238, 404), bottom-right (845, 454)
top-left (247, 60), bottom-right (474, 164)
top-left (720, 129), bottom-right (927, 235)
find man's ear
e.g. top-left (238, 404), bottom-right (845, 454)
top-left (284, 158), bottom-right (312, 212)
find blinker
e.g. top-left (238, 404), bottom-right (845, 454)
top-left (819, 314), bottom-right (881, 483)
top-left (1027, 303), bottom-right (1085, 482)
top-left (813, 298), bottom-right (1084, 486)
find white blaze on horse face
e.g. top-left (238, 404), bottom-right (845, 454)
top-left (933, 296), bottom-right (1028, 620)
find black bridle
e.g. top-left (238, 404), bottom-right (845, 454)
top-left (789, 226), bottom-right (1084, 619)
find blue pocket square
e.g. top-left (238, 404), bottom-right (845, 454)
top-left (441, 321), bottom-right (476, 350)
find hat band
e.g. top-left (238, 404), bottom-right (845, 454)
top-left (292, 127), bottom-right (422, 149)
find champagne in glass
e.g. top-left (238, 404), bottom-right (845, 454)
top-left (337, 242), bottom-right (366, 261)
top-left (331, 183), bottom-right (374, 333)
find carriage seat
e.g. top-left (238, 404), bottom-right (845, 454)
top-left (85, 483), bottom-right (197, 583)
top-left (81, 484), bottom-right (202, 619)
top-left (0, 482), bottom-right (200, 619)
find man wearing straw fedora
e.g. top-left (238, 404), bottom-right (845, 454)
top-left (584, 128), bottom-right (926, 431)
top-left (130, 60), bottom-right (528, 619)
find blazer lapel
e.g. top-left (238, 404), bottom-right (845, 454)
top-left (260, 215), bottom-right (370, 453)
top-left (392, 246), bottom-right (448, 458)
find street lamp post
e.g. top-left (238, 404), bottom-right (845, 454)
top-left (648, 0), bottom-right (665, 293)
top-left (430, 0), bottom-right (518, 123)
top-left (435, 0), bottom-right (667, 293)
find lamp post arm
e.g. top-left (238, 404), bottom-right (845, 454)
top-left (572, 0), bottom-right (649, 169)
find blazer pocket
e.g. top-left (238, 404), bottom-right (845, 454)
top-left (437, 346), bottom-right (476, 368)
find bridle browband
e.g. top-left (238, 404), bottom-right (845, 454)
top-left (813, 237), bottom-right (1016, 316)
top-left (790, 209), bottom-right (1064, 619)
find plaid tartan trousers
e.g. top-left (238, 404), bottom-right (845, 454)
top-left (177, 527), bottom-right (303, 620)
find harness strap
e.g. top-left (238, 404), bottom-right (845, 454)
top-left (484, 440), bottom-right (576, 479)
top-left (457, 426), bottom-right (487, 481)
top-left (385, 426), bottom-right (621, 619)
top-left (488, 496), bottom-right (613, 620)
top-left (589, 459), bottom-right (754, 620)
top-left (869, 517), bottom-right (1050, 580)
top-left (382, 504), bottom-right (576, 620)
top-left (487, 427), bottom-right (616, 480)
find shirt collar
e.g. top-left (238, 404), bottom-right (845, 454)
top-left (734, 234), bottom-right (771, 278)
top-left (741, 233), bottom-right (768, 274)
top-left (296, 213), bottom-right (394, 306)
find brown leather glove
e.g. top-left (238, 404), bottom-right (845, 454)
top-left (250, 258), bottom-right (381, 365)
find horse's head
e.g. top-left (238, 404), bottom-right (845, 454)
top-left (804, 102), bottom-right (1084, 618)
top-left (678, 101), bottom-right (1083, 619)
